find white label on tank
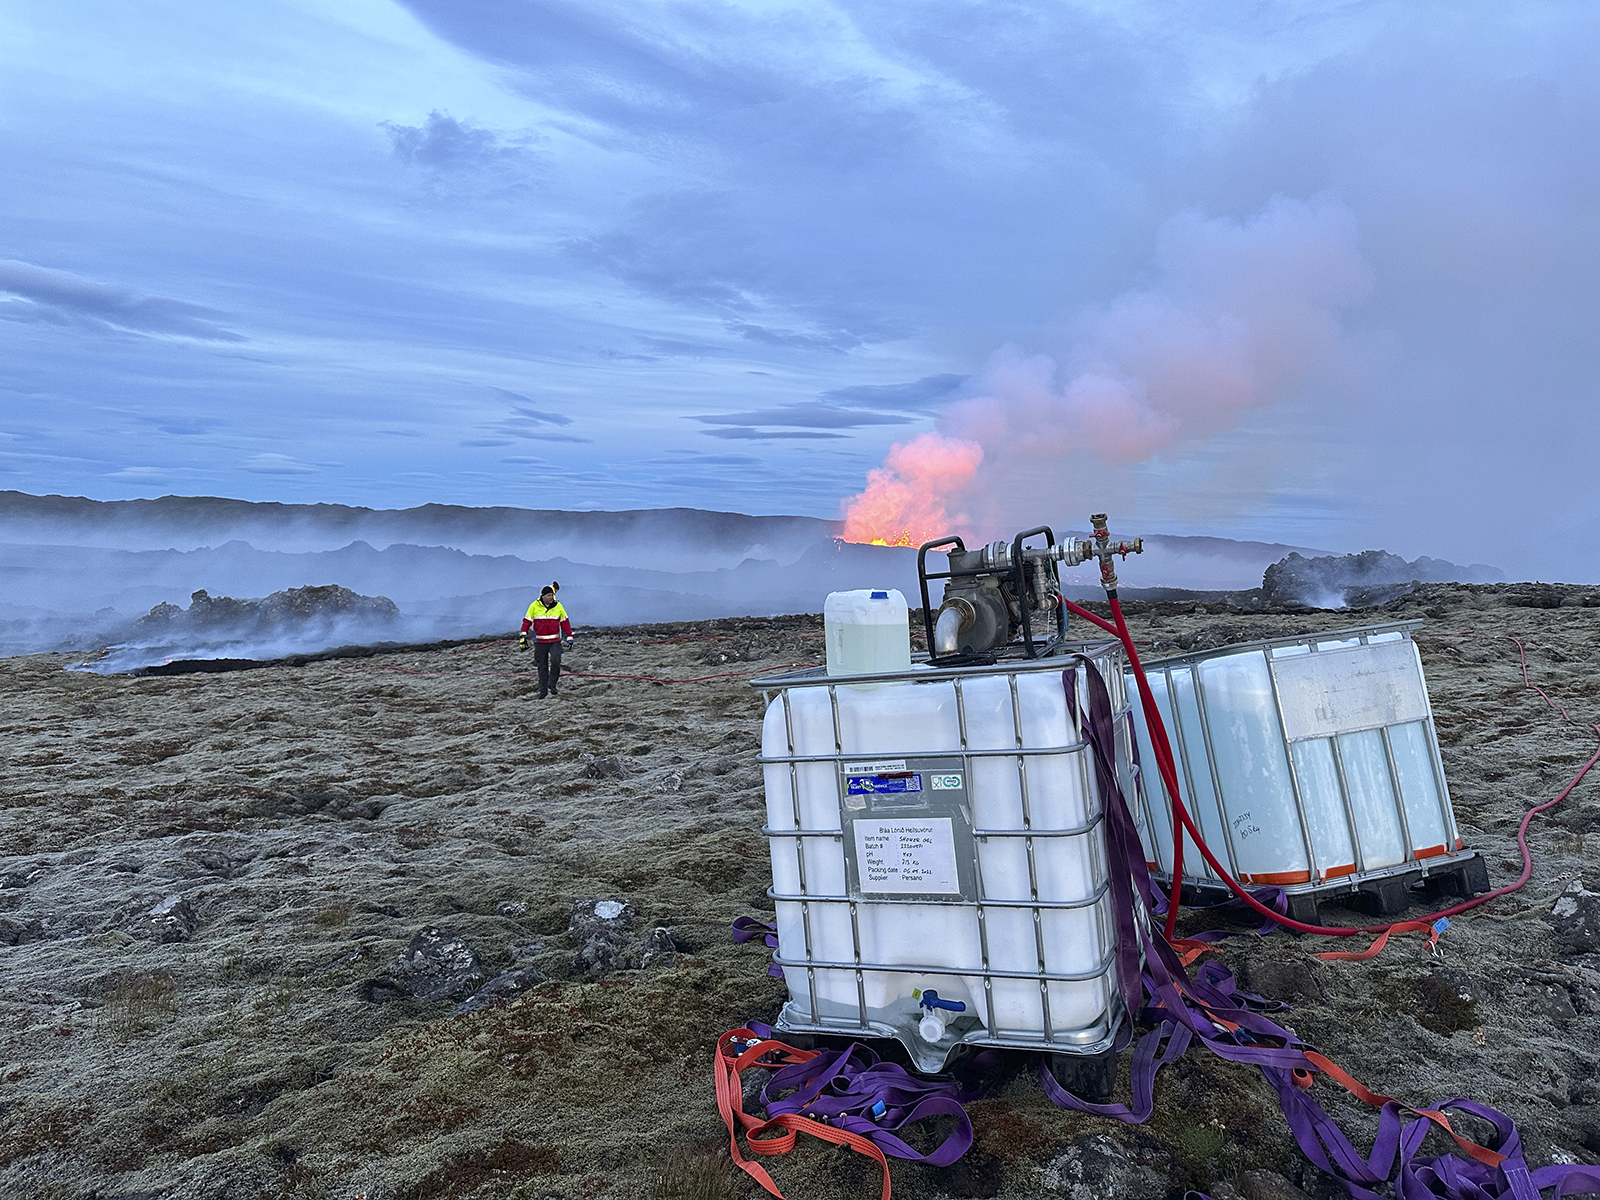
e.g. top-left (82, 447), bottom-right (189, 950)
top-left (929, 774), bottom-right (963, 790)
top-left (1271, 640), bottom-right (1430, 741)
top-left (843, 759), bottom-right (907, 775)
top-left (854, 819), bottom-right (961, 895)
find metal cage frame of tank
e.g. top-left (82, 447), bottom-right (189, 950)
top-left (1127, 619), bottom-right (1487, 921)
top-left (749, 646), bottom-right (1138, 1074)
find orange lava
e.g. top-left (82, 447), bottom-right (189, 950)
top-left (841, 433), bottom-right (983, 547)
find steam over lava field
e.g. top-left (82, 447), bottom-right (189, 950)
top-left (2, 583), bottom-right (1599, 1199)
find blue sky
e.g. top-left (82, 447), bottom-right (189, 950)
top-left (1, 1), bottom-right (1596, 576)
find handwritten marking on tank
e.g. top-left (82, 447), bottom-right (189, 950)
top-left (1231, 810), bottom-right (1262, 840)
top-left (853, 818), bottom-right (961, 895)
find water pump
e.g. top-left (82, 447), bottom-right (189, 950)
top-left (917, 515), bottom-right (1143, 662)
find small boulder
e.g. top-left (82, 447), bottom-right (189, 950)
top-left (638, 926), bottom-right (688, 969)
top-left (1041, 1134), bottom-right (1167, 1199)
top-left (450, 967), bottom-right (547, 1017)
top-left (496, 901), bottom-right (528, 918)
top-left (1549, 880), bottom-right (1600, 953)
top-left (143, 895), bottom-right (198, 943)
top-left (0, 916), bottom-right (43, 946)
top-left (363, 927), bottom-right (485, 1003)
top-left (568, 898), bottom-right (635, 978)
top-left (580, 754), bottom-right (628, 781)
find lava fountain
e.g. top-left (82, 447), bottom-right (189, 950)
top-left (840, 432), bottom-right (983, 546)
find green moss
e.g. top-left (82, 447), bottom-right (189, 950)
top-left (650, 1150), bottom-right (746, 1200)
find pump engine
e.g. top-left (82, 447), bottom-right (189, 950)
top-left (917, 516), bottom-right (1144, 661)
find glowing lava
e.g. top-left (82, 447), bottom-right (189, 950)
top-left (841, 432), bottom-right (983, 546)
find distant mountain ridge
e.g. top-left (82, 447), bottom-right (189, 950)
top-left (0, 490), bottom-right (836, 564)
top-left (0, 489), bottom-right (1502, 664)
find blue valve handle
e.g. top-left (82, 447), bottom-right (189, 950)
top-left (917, 989), bottom-right (966, 1014)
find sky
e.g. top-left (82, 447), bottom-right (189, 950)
top-left (0, 1), bottom-right (1596, 577)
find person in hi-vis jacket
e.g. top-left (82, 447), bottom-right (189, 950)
top-left (519, 585), bottom-right (572, 698)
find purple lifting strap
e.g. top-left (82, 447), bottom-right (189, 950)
top-left (731, 915), bottom-right (785, 978)
top-left (737, 1021), bottom-right (978, 1166)
top-left (1056, 659), bottom-right (1600, 1200)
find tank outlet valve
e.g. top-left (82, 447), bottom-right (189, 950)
top-left (913, 988), bottom-right (967, 1043)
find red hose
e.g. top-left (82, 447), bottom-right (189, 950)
top-left (1062, 594), bottom-right (1600, 945)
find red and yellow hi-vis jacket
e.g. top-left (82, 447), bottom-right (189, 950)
top-left (521, 599), bottom-right (571, 642)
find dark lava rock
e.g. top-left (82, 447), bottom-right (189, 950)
top-left (939, 1149), bottom-right (1006, 1197)
top-left (1238, 1169), bottom-right (1315, 1200)
top-left (638, 926), bottom-right (689, 969)
top-left (363, 927), bottom-right (485, 1003)
top-left (1239, 956), bottom-right (1325, 1004)
top-left (580, 754), bottom-right (628, 781)
top-left (1505, 583), bottom-right (1569, 609)
top-left (1517, 980), bottom-right (1578, 1023)
top-left (0, 916), bottom-right (43, 946)
top-left (183, 849), bottom-right (251, 877)
top-left (568, 898), bottom-right (636, 978)
top-left (1042, 1134), bottom-right (1166, 1199)
top-left (1549, 880), bottom-right (1600, 953)
top-left (141, 895), bottom-right (198, 943)
top-left (141, 585), bottom-right (399, 631)
top-left (1261, 550), bottom-right (1502, 609)
top-left (450, 966), bottom-right (547, 1017)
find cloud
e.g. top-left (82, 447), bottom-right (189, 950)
top-left (243, 453), bottom-right (317, 475)
top-left (382, 111), bottom-right (532, 172)
top-left (138, 416), bottom-right (226, 436)
top-left (696, 402), bottom-right (912, 431)
top-left (480, 393), bottom-right (591, 443)
top-left (106, 466), bottom-right (171, 482)
top-left (489, 389), bottom-right (573, 425)
top-left (703, 427), bottom-right (846, 440)
top-left (0, 259), bottom-right (245, 341)
top-left (823, 374), bottom-right (967, 412)
top-left (725, 321), bottom-right (862, 352)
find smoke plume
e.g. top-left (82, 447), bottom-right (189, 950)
top-left (842, 196), bottom-right (1371, 543)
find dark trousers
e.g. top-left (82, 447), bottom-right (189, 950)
top-left (534, 640), bottom-right (563, 695)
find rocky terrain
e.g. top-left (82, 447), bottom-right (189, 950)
top-left (1259, 550), bottom-right (1507, 609)
top-left (2, 583), bottom-right (1599, 1200)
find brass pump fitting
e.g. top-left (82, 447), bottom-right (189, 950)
top-left (1088, 513), bottom-right (1144, 595)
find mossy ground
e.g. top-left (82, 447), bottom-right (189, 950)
top-left (2, 592), bottom-right (1599, 1197)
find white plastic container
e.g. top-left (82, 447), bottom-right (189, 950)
top-left (1127, 623), bottom-right (1464, 891)
top-left (824, 589), bottom-right (912, 676)
top-left (752, 645), bottom-right (1134, 1072)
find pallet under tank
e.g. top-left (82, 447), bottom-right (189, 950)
top-left (749, 641), bottom-right (1139, 1086)
top-left (1125, 620), bottom-right (1488, 922)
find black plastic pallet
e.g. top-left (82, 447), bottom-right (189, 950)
top-left (1164, 850), bottom-right (1490, 924)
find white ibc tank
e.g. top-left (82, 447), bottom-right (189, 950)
top-left (824, 589), bottom-right (911, 676)
top-left (1127, 623), bottom-right (1461, 888)
top-left (756, 646), bottom-right (1133, 1071)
